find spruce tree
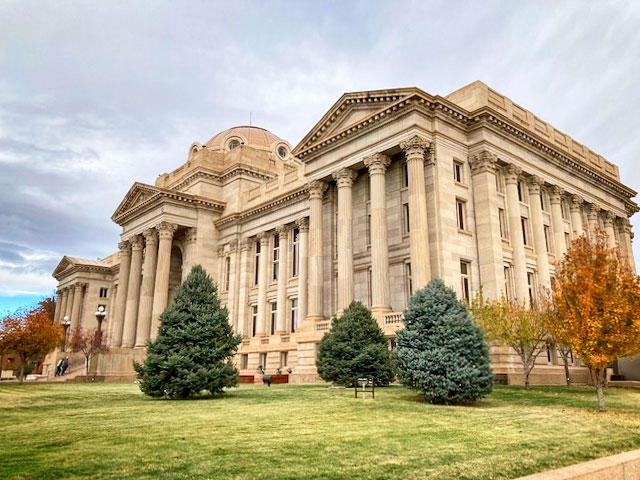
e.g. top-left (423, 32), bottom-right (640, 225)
top-left (316, 301), bottom-right (395, 386)
top-left (396, 279), bottom-right (493, 404)
top-left (134, 265), bottom-right (241, 399)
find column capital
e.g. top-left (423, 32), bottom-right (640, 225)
top-left (74, 282), bottom-right (87, 292)
top-left (275, 224), bottom-right (291, 237)
top-left (257, 231), bottom-right (270, 245)
top-left (603, 210), bottom-right (615, 227)
top-left (527, 175), bottom-right (543, 195)
top-left (118, 240), bottom-right (131, 254)
top-left (306, 180), bottom-right (328, 200)
top-left (469, 151), bottom-right (497, 175)
top-left (503, 164), bottom-right (522, 185)
top-left (240, 237), bottom-right (252, 251)
top-left (184, 227), bottom-right (197, 245)
top-left (400, 135), bottom-right (430, 160)
top-left (217, 245), bottom-right (226, 257)
top-left (296, 217), bottom-right (309, 233)
top-left (56, 289), bottom-right (62, 296)
top-left (587, 204), bottom-right (600, 222)
top-left (142, 228), bottom-right (158, 244)
top-left (156, 222), bottom-right (177, 240)
top-left (549, 186), bottom-right (564, 204)
top-left (364, 153), bottom-right (391, 176)
top-left (569, 195), bottom-right (584, 212)
top-left (332, 168), bottom-right (357, 188)
top-left (229, 239), bottom-right (239, 253)
top-left (130, 235), bottom-right (144, 251)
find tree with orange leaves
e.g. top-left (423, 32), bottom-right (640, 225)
top-left (0, 308), bottom-right (62, 383)
top-left (68, 327), bottom-right (109, 381)
top-left (552, 229), bottom-right (640, 411)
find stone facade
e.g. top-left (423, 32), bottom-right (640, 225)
top-left (45, 82), bottom-right (638, 384)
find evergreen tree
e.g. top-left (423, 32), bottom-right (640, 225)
top-left (396, 279), bottom-right (493, 404)
top-left (316, 301), bottom-right (395, 386)
top-left (134, 265), bottom-right (241, 399)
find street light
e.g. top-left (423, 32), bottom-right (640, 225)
top-left (62, 316), bottom-right (71, 352)
top-left (95, 306), bottom-right (106, 333)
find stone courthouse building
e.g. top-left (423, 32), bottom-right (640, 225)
top-left (46, 81), bottom-right (638, 383)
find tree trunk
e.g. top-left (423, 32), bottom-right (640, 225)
top-left (523, 362), bottom-right (531, 390)
top-left (18, 362), bottom-right (25, 384)
top-left (562, 356), bottom-right (571, 386)
top-left (85, 356), bottom-right (90, 382)
top-left (594, 368), bottom-right (606, 412)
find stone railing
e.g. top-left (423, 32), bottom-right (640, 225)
top-left (383, 312), bottom-right (404, 326)
top-left (316, 322), bottom-right (330, 332)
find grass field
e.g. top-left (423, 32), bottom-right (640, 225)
top-left (1, 383), bottom-right (640, 480)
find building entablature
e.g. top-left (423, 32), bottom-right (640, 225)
top-left (52, 256), bottom-right (114, 282)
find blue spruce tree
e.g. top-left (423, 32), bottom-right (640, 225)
top-left (396, 279), bottom-right (493, 404)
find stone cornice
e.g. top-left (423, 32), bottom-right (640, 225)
top-left (214, 187), bottom-right (308, 228)
top-left (167, 165), bottom-right (276, 192)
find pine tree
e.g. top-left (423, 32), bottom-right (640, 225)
top-left (396, 279), bottom-right (493, 404)
top-left (134, 265), bottom-right (241, 399)
top-left (316, 301), bottom-right (395, 386)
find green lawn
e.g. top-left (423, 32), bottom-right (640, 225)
top-left (1, 383), bottom-right (640, 480)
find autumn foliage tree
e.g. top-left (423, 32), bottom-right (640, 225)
top-left (0, 308), bottom-right (62, 383)
top-left (551, 229), bottom-right (640, 411)
top-left (470, 292), bottom-right (551, 390)
top-left (68, 327), bottom-right (110, 381)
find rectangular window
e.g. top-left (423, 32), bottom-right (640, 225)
top-left (402, 203), bottom-right (410, 235)
top-left (241, 354), bottom-right (248, 370)
top-left (453, 161), bottom-right (463, 183)
top-left (460, 261), bottom-right (471, 302)
top-left (405, 263), bottom-right (413, 306)
top-left (270, 302), bottom-right (277, 335)
top-left (251, 305), bottom-right (258, 337)
top-left (259, 352), bottom-right (267, 370)
top-left (401, 160), bottom-right (409, 188)
top-left (280, 351), bottom-right (288, 369)
top-left (224, 256), bottom-right (231, 291)
top-left (291, 227), bottom-right (300, 277)
top-left (504, 266), bottom-right (512, 300)
top-left (499, 208), bottom-right (508, 239)
top-left (290, 298), bottom-right (298, 333)
top-left (367, 268), bottom-right (373, 308)
top-left (527, 272), bottom-right (535, 304)
top-left (561, 200), bottom-right (569, 220)
top-left (366, 212), bottom-right (371, 246)
top-left (543, 225), bottom-right (552, 253)
top-left (272, 234), bottom-right (280, 282)
top-left (456, 199), bottom-right (466, 231)
top-left (540, 190), bottom-right (546, 211)
top-left (564, 232), bottom-right (571, 250)
top-left (496, 170), bottom-right (505, 194)
top-left (521, 217), bottom-right (529, 245)
top-left (99, 287), bottom-right (108, 299)
top-left (254, 240), bottom-right (260, 286)
top-left (517, 180), bottom-right (525, 202)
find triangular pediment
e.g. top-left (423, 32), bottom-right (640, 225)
top-left (111, 182), bottom-right (161, 222)
top-left (293, 88), bottom-right (420, 155)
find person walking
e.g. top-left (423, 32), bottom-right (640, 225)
top-left (54, 358), bottom-right (64, 376)
top-left (60, 356), bottom-right (69, 376)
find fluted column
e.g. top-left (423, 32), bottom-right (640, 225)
top-left (70, 283), bottom-right (85, 330)
top-left (256, 232), bottom-right (270, 335)
top-left (400, 136), bottom-right (431, 291)
top-left (619, 219), bottom-right (636, 273)
top-left (275, 225), bottom-right (290, 333)
top-left (236, 238), bottom-right (251, 336)
top-left (528, 176), bottom-right (551, 290)
top-left (332, 168), bottom-right (357, 313)
top-left (59, 288), bottom-right (69, 325)
top-left (587, 204), bottom-right (600, 234)
top-left (469, 151), bottom-right (504, 299)
top-left (227, 239), bottom-right (239, 329)
top-left (549, 187), bottom-right (567, 257)
top-left (122, 235), bottom-right (144, 348)
top-left (135, 228), bottom-right (158, 347)
top-left (105, 283), bottom-right (117, 345)
top-left (504, 164), bottom-right (529, 305)
top-left (570, 196), bottom-right (584, 238)
top-left (306, 181), bottom-right (328, 321)
top-left (182, 228), bottom-right (197, 281)
top-left (364, 154), bottom-right (391, 314)
top-left (111, 241), bottom-right (131, 347)
top-left (65, 286), bottom-right (74, 321)
top-left (296, 217), bottom-right (309, 324)
top-left (53, 290), bottom-right (62, 323)
top-left (603, 212), bottom-right (617, 248)
top-left (150, 222), bottom-right (177, 340)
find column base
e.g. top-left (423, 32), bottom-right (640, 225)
top-left (371, 305), bottom-right (391, 315)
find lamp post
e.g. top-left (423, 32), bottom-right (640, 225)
top-left (62, 316), bottom-right (71, 352)
top-left (95, 306), bottom-right (106, 333)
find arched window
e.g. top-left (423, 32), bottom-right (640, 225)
top-left (228, 139), bottom-right (241, 150)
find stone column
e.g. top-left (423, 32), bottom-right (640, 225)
top-left (528, 176), bottom-right (551, 290)
top-left (256, 232), bottom-right (270, 335)
top-left (65, 286), bottom-right (74, 321)
top-left (135, 228), bottom-right (158, 347)
top-left (296, 217), bottom-right (309, 324)
top-left (182, 228), bottom-right (197, 281)
top-left (54, 290), bottom-right (62, 323)
top-left (469, 151), bottom-right (504, 299)
top-left (217, 246), bottom-right (226, 291)
top-left (227, 239), bottom-right (239, 328)
top-left (70, 283), bottom-right (85, 330)
top-left (364, 153), bottom-right (392, 315)
top-left (504, 164), bottom-right (529, 305)
top-left (235, 238), bottom-right (251, 336)
top-left (570, 196), bottom-right (584, 238)
top-left (306, 181), bottom-right (328, 321)
top-left (105, 283), bottom-right (117, 345)
top-left (587, 204), bottom-right (600, 235)
top-left (549, 187), bottom-right (567, 257)
top-left (400, 135), bottom-right (431, 291)
top-left (59, 288), bottom-right (69, 324)
top-left (603, 211), bottom-right (617, 248)
top-left (111, 241), bottom-right (131, 347)
top-left (150, 222), bottom-right (177, 340)
top-left (332, 168), bottom-right (357, 313)
top-left (275, 225), bottom-right (290, 333)
top-left (619, 219), bottom-right (636, 273)
top-left (121, 235), bottom-right (144, 348)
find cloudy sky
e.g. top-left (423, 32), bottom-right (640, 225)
top-left (1, 0), bottom-right (639, 312)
